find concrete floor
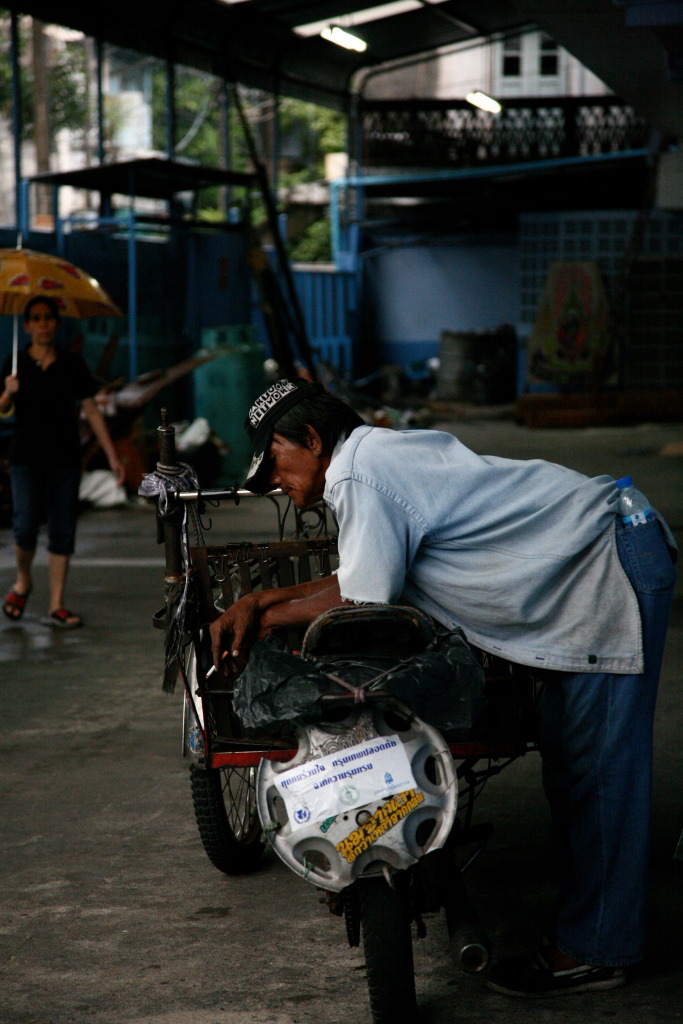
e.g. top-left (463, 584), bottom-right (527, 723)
top-left (1, 416), bottom-right (681, 1024)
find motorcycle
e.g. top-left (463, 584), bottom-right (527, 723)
top-left (143, 413), bottom-right (542, 1024)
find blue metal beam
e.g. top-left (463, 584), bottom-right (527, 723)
top-left (338, 147), bottom-right (653, 190)
top-left (328, 147), bottom-right (652, 264)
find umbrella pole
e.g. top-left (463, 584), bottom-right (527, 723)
top-left (11, 313), bottom-right (18, 376)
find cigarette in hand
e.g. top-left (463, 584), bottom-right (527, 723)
top-left (206, 650), bottom-right (230, 678)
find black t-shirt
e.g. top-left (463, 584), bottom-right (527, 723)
top-left (2, 347), bottom-right (98, 466)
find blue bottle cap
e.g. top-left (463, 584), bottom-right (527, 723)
top-left (616, 475), bottom-right (633, 488)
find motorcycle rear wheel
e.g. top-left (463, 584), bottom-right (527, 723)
top-left (360, 876), bottom-right (417, 1024)
top-left (190, 764), bottom-right (265, 874)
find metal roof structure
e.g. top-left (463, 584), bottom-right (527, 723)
top-left (29, 158), bottom-right (255, 199)
top-left (12, 0), bottom-right (683, 143)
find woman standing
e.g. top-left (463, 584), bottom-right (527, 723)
top-left (0, 295), bottom-right (125, 628)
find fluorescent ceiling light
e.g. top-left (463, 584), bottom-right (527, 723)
top-left (466, 91), bottom-right (502, 114)
top-left (296, 0), bottom-right (420, 36)
top-left (321, 25), bottom-right (368, 51)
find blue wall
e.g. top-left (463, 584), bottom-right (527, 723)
top-left (0, 225), bottom-right (252, 380)
top-left (292, 265), bottom-right (358, 375)
top-left (362, 234), bottom-right (520, 372)
top-left (186, 230), bottom-right (252, 344)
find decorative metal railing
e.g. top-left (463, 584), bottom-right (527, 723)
top-left (359, 97), bottom-right (649, 168)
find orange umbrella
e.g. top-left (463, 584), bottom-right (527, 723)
top-left (0, 247), bottom-right (123, 318)
top-left (0, 246), bottom-right (123, 374)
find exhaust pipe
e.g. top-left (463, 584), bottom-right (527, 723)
top-left (448, 925), bottom-right (491, 973)
top-left (441, 861), bottom-right (491, 973)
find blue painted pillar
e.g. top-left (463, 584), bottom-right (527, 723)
top-left (96, 38), bottom-right (105, 164)
top-left (219, 82), bottom-right (231, 213)
top-left (330, 181), bottom-right (341, 266)
top-left (271, 90), bottom-right (280, 197)
top-left (53, 187), bottom-right (64, 256)
top-left (10, 11), bottom-right (22, 238)
top-left (19, 179), bottom-right (30, 240)
top-left (127, 167), bottom-right (138, 382)
top-left (166, 57), bottom-right (176, 159)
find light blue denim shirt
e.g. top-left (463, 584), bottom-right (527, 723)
top-left (324, 425), bottom-right (649, 674)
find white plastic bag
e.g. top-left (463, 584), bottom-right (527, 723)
top-left (79, 470), bottom-right (127, 508)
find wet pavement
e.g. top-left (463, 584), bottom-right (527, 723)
top-left (1, 416), bottom-right (682, 1024)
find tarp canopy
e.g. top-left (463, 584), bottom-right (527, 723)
top-left (29, 158), bottom-right (256, 200)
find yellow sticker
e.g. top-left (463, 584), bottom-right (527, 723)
top-left (335, 789), bottom-right (425, 864)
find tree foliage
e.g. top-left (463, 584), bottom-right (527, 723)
top-left (149, 77), bottom-right (343, 257)
top-left (0, 14), bottom-right (89, 144)
top-left (289, 217), bottom-right (332, 262)
top-left (0, 15), bottom-right (342, 261)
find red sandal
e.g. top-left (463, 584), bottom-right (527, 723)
top-left (45, 608), bottom-right (83, 629)
top-left (3, 587), bottom-right (32, 621)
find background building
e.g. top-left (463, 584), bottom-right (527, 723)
top-left (0, 1), bottom-right (681, 443)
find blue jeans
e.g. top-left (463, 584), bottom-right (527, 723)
top-left (538, 519), bottom-right (676, 966)
top-left (10, 463), bottom-right (81, 556)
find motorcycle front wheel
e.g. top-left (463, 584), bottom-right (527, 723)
top-left (360, 876), bottom-right (417, 1024)
top-left (190, 763), bottom-right (265, 874)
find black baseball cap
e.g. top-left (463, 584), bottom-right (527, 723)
top-left (243, 378), bottom-right (325, 492)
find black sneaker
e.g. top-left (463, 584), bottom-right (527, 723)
top-left (486, 950), bottom-right (626, 998)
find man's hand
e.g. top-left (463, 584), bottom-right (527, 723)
top-left (208, 576), bottom-right (343, 676)
top-left (209, 593), bottom-right (261, 674)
